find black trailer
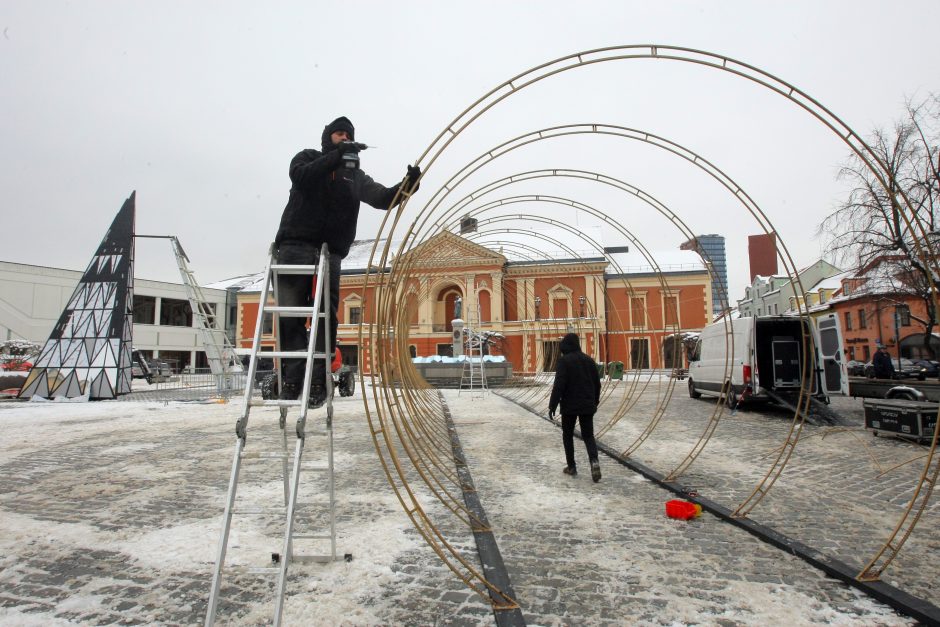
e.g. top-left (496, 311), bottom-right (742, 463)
top-left (849, 376), bottom-right (940, 402)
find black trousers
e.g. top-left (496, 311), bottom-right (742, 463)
top-left (562, 413), bottom-right (599, 468)
top-left (274, 241), bottom-right (342, 388)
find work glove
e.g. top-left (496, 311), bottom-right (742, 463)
top-left (404, 164), bottom-right (421, 194)
top-left (336, 141), bottom-right (363, 155)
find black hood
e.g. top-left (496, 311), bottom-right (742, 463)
top-left (560, 333), bottom-right (581, 354)
top-left (321, 116), bottom-right (355, 152)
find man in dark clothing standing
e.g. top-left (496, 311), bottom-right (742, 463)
top-left (274, 116), bottom-right (420, 406)
top-left (549, 332), bottom-right (603, 482)
top-left (872, 345), bottom-right (895, 380)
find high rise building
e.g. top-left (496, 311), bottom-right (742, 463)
top-left (680, 234), bottom-right (727, 316)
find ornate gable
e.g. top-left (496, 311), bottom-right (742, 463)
top-left (397, 231), bottom-right (506, 269)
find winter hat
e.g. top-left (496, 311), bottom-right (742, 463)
top-left (321, 116), bottom-right (355, 151)
top-left (560, 332), bottom-right (581, 354)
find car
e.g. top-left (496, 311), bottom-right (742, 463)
top-left (0, 360), bottom-right (32, 371)
top-left (845, 360), bottom-right (866, 376)
top-left (863, 357), bottom-right (924, 380)
top-left (911, 359), bottom-right (940, 380)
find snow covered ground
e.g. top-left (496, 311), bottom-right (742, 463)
top-left (0, 382), bottom-right (927, 625)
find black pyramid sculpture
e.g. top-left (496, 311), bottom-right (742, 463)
top-left (20, 192), bottom-right (136, 400)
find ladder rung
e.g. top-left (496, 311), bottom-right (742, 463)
top-left (265, 306), bottom-right (319, 317)
top-left (292, 534), bottom-right (334, 540)
top-left (233, 506), bottom-right (286, 514)
top-left (293, 555), bottom-right (338, 564)
top-left (271, 264), bottom-right (320, 274)
top-left (263, 351), bottom-right (329, 359)
top-left (248, 399), bottom-right (303, 408)
top-left (300, 464), bottom-right (330, 471)
top-left (240, 451), bottom-right (289, 459)
top-left (226, 565), bottom-right (281, 575)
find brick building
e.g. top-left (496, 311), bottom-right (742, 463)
top-left (229, 232), bottom-right (712, 375)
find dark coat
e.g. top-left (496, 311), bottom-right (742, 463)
top-left (549, 333), bottom-right (602, 416)
top-left (274, 117), bottom-right (405, 259)
top-left (872, 349), bottom-right (895, 379)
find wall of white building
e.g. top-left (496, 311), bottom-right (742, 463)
top-left (0, 260), bottom-right (229, 370)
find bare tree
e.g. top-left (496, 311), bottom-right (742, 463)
top-left (818, 95), bottom-right (940, 356)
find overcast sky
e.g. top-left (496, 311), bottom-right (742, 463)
top-left (2, 1), bottom-right (937, 298)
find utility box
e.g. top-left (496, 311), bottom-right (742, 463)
top-left (596, 362), bottom-right (606, 379)
top-left (607, 361), bottom-right (624, 380)
top-left (863, 399), bottom-right (938, 441)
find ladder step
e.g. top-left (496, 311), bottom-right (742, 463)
top-left (233, 506), bottom-right (286, 514)
top-left (263, 351), bottom-right (330, 359)
top-left (271, 264), bottom-right (320, 274)
top-left (265, 306), bottom-right (320, 317)
top-left (248, 399), bottom-right (303, 408)
top-left (293, 555), bottom-right (338, 564)
top-left (240, 451), bottom-right (289, 459)
top-left (227, 565), bottom-right (281, 575)
top-left (292, 534), bottom-right (334, 540)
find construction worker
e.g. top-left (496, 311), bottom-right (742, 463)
top-left (273, 116), bottom-right (419, 407)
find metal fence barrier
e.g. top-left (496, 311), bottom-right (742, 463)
top-left (121, 369), bottom-right (275, 402)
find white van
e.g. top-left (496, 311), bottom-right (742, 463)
top-left (687, 313), bottom-right (847, 407)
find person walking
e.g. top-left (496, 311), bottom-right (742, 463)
top-left (872, 344), bottom-right (895, 380)
top-left (273, 116), bottom-right (420, 407)
top-left (548, 332), bottom-right (603, 482)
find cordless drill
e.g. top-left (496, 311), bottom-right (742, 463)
top-left (338, 141), bottom-right (369, 169)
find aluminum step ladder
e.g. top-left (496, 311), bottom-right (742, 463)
top-left (205, 243), bottom-right (340, 626)
top-left (459, 306), bottom-right (488, 397)
top-left (169, 236), bottom-right (242, 376)
top-left (135, 234), bottom-right (242, 377)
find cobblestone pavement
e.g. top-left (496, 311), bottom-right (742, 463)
top-left (578, 381), bottom-right (940, 604)
top-left (456, 388), bottom-right (927, 626)
top-left (0, 383), bottom-right (931, 625)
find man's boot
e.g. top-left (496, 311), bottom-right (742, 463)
top-left (279, 381), bottom-right (300, 401)
top-left (308, 384), bottom-right (327, 409)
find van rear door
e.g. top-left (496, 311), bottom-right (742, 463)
top-left (813, 312), bottom-right (848, 396)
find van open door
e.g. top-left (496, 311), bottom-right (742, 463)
top-left (812, 312), bottom-right (848, 396)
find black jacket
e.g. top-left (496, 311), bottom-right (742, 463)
top-left (549, 333), bottom-right (602, 416)
top-left (274, 118), bottom-right (405, 258)
top-left (872, 350), bottom-right (895, 379)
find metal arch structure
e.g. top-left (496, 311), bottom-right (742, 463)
top-left (451, 201), bottom-right (684, 455)
top-left (386, 121), bottom-right (821, 495)
top-left (360, 45), bottom-right (938, 589)
top-left (435, 168), bottom-right (752, 467)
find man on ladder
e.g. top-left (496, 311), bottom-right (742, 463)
top-left (273, 116), bottom-right (420, 406)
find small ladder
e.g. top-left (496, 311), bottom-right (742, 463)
top-left (459, 306), bottom-right (488, 397)
top-left (168, 237), bottom-right (242, 376)
top-left (205, 243), bottom-right (340, 626)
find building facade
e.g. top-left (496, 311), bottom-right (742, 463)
top-left (0, 260), bottom-right (231, 372)
top-left (232, 233), bottom-right (712, 374)
top-left (824, 257), bottom-right (938, 363)
top-left (737, 259), bottom-right (841, 318)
